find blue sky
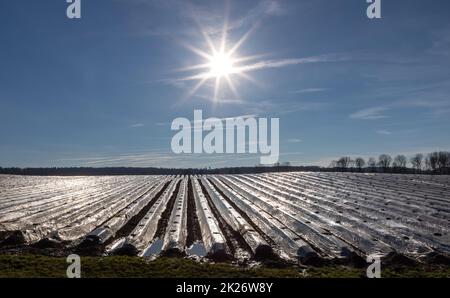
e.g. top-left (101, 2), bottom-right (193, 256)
top-left (1, 0), bottom-right (450, 168)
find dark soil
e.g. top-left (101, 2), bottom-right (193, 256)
top-left (154, 180), bottom-right (181, 239)
top-left (185, 177), bottom-right (202, 248)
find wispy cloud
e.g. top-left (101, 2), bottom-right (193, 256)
top-left (226, 0), bottom-right (286, 32)
top-left (136, 0), bottom-right (287, 38)
top-left (350, 96), bottom-right (450, 121)
top-left (58, 151), bottom-right (278, 168)
top-left (349, 106), bottom-right (389, 120)
top-left (193, 93), bottom-right (245, 105)
top-left (155, 113), bottom-right (258, 128)
top-left (406, 98), bottom-right (450, 110)
top-left (375, 129), bottom-right (392, 136)
top-left (287, 138), bottom-right (302, 143)
top-left (235, 99), bottom-right (328, 117)
top-left (130, 123), bottom-right (145, 128)
top-left (236, 54), bottom-right (349, 73)
top-left (191, 0), bottom-right (286, 35)
top-left (291, 88), bottom-right (327, 94)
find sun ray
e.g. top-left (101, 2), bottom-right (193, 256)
top-left (225, 75), bottom-right (239, 99)
top-left (177, 72), bottom-right (211, 82)
top-left (176, 63), bottom-right (211, 73)
top-left (182, 77), bottom-right (208, 103)
top-left (190, 77), bottom-right (208, 96)
top-left (172, 76), bottom-right (209, 108)
top-left (237, 72), bottom-right (261, 88)
top-left (220, 2), bottom-right (230, 54)
top-left (201, 30), bottom-right (217, 54)
top-left (188, 3), bottom-right (218, 54)
top-left (213, 77), bottom-right (221, 103)
top-left (228, 24), bottom-right (258, 56)
top-left (178, 41), bottom-right (212, 60)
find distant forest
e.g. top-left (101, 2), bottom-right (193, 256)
top-left (1, 151), bottom-right (449, 176)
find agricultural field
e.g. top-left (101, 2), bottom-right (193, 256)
top-left (0, 173), bottom-right (449, 269)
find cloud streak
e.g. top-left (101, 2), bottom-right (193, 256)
top-left (235, 54), bottom-right (349, 73)
top-left (135, 0), bottom-right (287, 38)
top-left (349, 107), bottom-right (389, 120)
top-left (59, 151), bottom-right (272, 168)
top-left (350, 97), bottom-right (450, 122)
top-left (291, 88), bottom-right (328, 94)
top-left (375, 129), bottom-right (392, 136)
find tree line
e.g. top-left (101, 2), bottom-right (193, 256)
top-left (0, 166), bottom-right (322, 176)
top-left (1, 151), bottom-right (449, 176)
top-left (329, 151), bottom-right (450, 174)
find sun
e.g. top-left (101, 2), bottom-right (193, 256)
top-left (208, 51), bottom-right (235, 78)
top-left (175, 14), bottom-right (262, 103)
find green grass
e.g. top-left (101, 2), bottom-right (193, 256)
top-left (0, 255), bottom-right (449, 278)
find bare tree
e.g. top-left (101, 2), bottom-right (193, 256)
top-left (427, 152), bottom-right (439, 172)
top-left (336, 157), bottom-right (353, 169)
top-left (445, 152), bottom-right (450, 169)
top-left (393, 155), bottom-right (407, 169)
top-left (348, 159), bottom-right (356, 170)
top-left (410, 153), bottom-right (424, 172)
top-left (355, 158), bottom-right (366, 171)
top-left (368, 157), bottom-right (377, 172)
top-left (437, 152), bottom-right (450, 173)
top-left (378, 154), bottom-right (392, 171)
top-left (425, 157), bottom-right (432, 171)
